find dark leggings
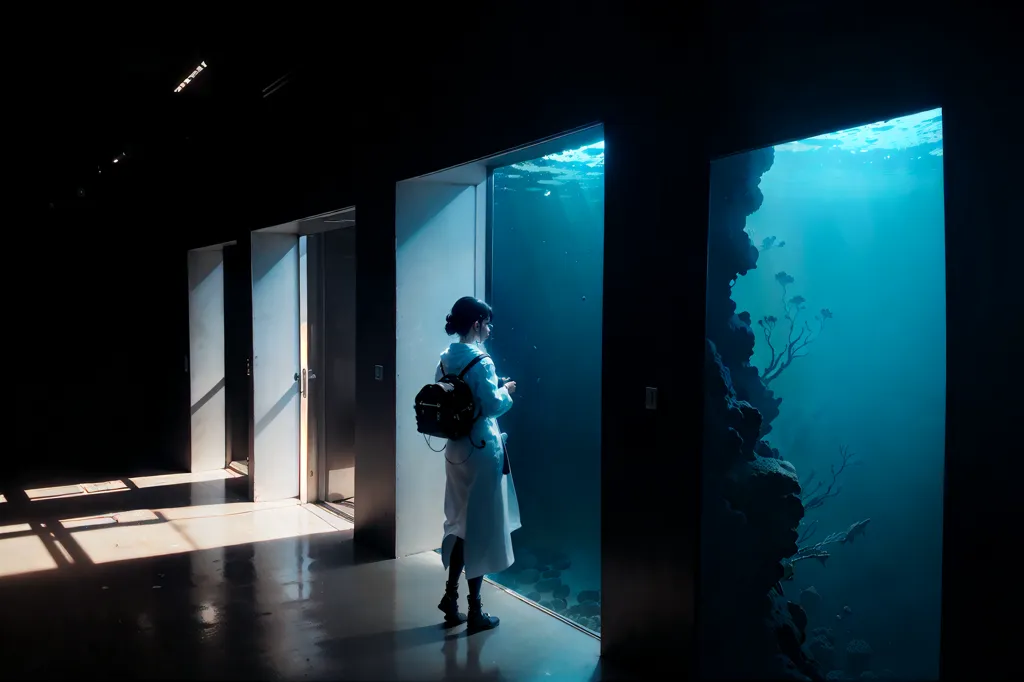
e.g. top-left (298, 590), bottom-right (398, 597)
top-left (449, 537), bottom-right (483, 599)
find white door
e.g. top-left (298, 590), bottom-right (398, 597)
top-left (298, 235), bottom-right (316, 503)
top-left (186, 249), bottom-right (227, 473)
top-left (250, 232), bottom-right (301, 502)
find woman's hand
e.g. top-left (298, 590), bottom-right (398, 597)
top-left (504, 380), bottom-right (516, 394)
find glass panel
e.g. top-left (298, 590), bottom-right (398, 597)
top-left (700, 110), bottom-right (945, 680)
top-left (485, 136), bottom-right (605, 634)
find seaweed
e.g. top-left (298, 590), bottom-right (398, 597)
top-left (757, 272), bottom-right (832, 387)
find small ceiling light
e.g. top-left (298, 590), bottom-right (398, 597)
top-left (113, 158), bottom-right (119, 164)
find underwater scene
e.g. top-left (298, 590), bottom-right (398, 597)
top-left (481, 136), bottom-right (605, 634)
top-left (700, 109), bottom-right (946, 681)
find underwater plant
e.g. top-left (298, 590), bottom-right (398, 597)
top-left (780, 446), bottom-right (870, 579)
top-left (784, 517), bottom-right (872, 579)
top-left (799, 444), bottom-right (855, 516)
top-left (757, 271), bottom-right (832, 387)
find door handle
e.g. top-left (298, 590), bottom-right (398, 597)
top-left (295, 369), bottom-right (315, 398)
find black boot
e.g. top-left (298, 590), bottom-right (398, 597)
top-left (467, 595), bottom-right (500, 632)
top-left (438, 580), bottom-right (467, 626)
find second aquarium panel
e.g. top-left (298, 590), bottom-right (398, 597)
top-left (484, 136), bottom-right (605, 634)
top-left (700, 110), bottom-right (946, 680)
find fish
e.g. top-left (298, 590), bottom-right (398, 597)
top-left (841, 518), bottom-right (871, 544)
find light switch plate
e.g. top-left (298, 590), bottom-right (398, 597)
top-left (645, 387), bottom-right (658, 410)
top-left (374, 365), bottom-right (384, 381)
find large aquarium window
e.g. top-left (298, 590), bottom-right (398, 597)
top-left (482, 135), bottom-right (605, 634)
top-left (699, 109), bottom-right (945, 680)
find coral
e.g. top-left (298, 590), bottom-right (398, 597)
top-left (516, 568), bottom-right (540, 584)
top-left (757, 272), bottom-right (832, 388)
top-left (705, 147), bottom-right (784, 438)
top-left (535, 577), bottom-right (561, 593)
top-left (785, 446), bottom-right (870, 577)
top-left (788, 518), bottom-right (872, 575)
top-left (701, 148), bottom-right (831, 680)
top-left (787, 601), bottom-right (808, 641)
top-left (808, 633), bottom-right (837, 671)
top-left (844, 640), bottom-right (872, 675)
top-left (701, 339), bottom-right (822, 681)
top-left (799, 445), bottom-right (855, 514)
top-left (799, 586), bottom-right (822, 620)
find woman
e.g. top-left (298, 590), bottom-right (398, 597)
top-left (436, 296), bottom-right (521, 632)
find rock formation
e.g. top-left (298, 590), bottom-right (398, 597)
top-left (700, 148), bottom-right (823, 680)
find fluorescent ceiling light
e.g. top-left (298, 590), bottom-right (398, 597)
top-left (174, 60), bottom-right (208, 93)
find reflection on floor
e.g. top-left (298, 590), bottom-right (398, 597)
top-left (0, 469), bottom-right (601, 680)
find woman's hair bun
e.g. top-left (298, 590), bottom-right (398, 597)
top-left (444, 297), bottom-right (493, 337)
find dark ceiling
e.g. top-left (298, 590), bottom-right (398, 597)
top-left (17, 25), bottom-right (304, 210)
top-left (15, 1), bottom-right (908, 215)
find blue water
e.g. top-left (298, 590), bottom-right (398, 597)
top-left (481, 136), bottom-right (605, 633)
top-left (702, 109), bottom-right (945, 680)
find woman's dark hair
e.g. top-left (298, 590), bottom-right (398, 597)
top-left (445, 296), bottom-right (493, 337)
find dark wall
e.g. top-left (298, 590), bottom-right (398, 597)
top-left (323, 228), bottom-right (357, 482)
top-left (4, 216), bottom-right (190, 487)
top-left (352, 179), bottom-right (397, 557)
top-left (931, 35), bottom-right (1016, 681)
top-left (223, 243), bottom-right (250, 465)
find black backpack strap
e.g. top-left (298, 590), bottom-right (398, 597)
top-left (457, 353), bottom-right (489, 379)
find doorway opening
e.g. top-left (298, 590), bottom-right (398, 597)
top-left (301, 209), bottom-right (357, 521)
top-left (248, 209), bottom-right (357, 511)
top-left (394, 125), bottom-right (604, 636)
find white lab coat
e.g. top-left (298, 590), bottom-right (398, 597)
top-left (437, 342), bottom-right (522, 579)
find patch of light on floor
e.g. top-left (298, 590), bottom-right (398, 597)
top-left (129, 468), bottom-right (243, 489)
top-left (0, 494), bottom-right (6, 504)
top-left (68, 502), bottom-right (337, 565)
top-left (0, 523), bottom-right (33, 536)
top-left (22, 468), bottom-right (244, 503)
top-left (0, 533), bottom-right (58, 578)
top-left (1, 467), bottom-right (336, 578)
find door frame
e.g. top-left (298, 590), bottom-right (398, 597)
top-left (244, 207), bottom-right (355, 506)
top-left (306, 232), bottom-right (328, 503)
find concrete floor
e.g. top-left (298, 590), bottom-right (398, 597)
top-left (0, 469), bottom-right (602, 681)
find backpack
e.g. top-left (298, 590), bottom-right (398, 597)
top-left (414, 354), bottom-right (489, 454)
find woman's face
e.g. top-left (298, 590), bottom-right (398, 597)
top-left (476, 318), bottom-right (492, 343)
